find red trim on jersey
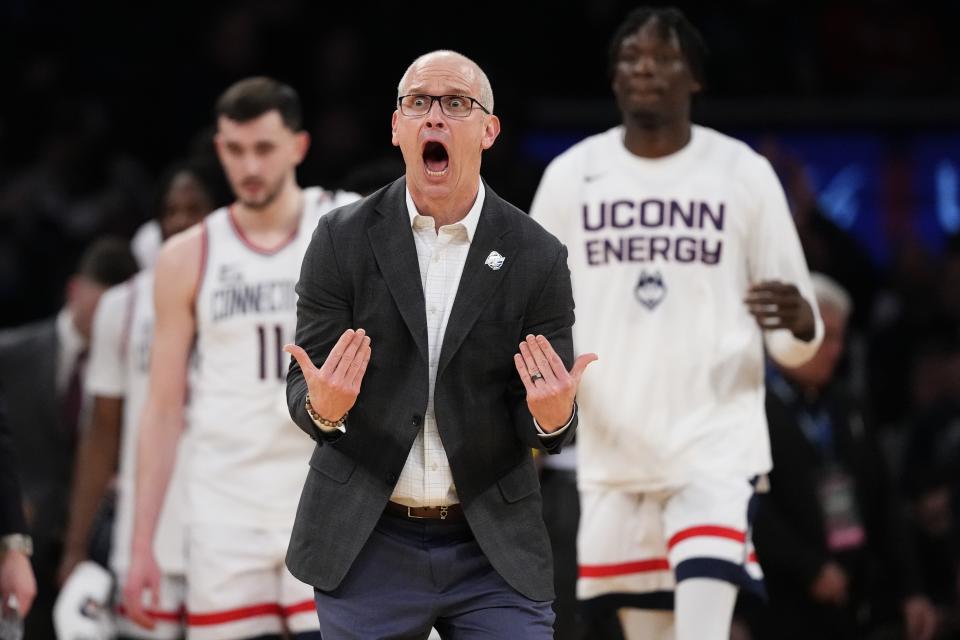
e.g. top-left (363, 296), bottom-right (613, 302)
top-left (188, 602), bottom-right (280, 626)
top-left (193, 219), bottom-right (209, 304)
top-left (667, 526), bottom-right (746, 550)
top-left (747, 551), bottom-right (758, 564)
top-left (116, 604), bottom-right (185, 623)
top-left (186, 599), bottom-right (312, 626)
top-left (579, 558), bottom-right (671, 578)
top-left (227, 204), bottom-right (300, 256)
top-left (281, 599), bottom-right (316, 616)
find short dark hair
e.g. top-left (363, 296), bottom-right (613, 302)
top-left (214, 76), bottom-right (303, 131)
top-left (76, 237), bottom-right (139, 287)
top-left (608, 6), bottom-right (707, 86)
top-left (153, 156), bottom-right (229, 221)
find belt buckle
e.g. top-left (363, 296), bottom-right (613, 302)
top-left (406, 506), bottom-right (425, 520)
top-left (439, 506), bottom-right (448, 520)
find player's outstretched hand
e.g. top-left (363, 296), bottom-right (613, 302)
top-left (514, 334), bottom-right (597, 432)
top-left (745, 280), bottom-right (815, 340)
top-left (122, 552), bottom-right (161, 629)
top-left (285, 328), bottom-right (372, 423)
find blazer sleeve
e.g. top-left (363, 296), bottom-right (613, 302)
top-left (510, 242), bottom-right (578, 453)
top-left (0, 392), bottom-right (28, 536)
top-left (286, 216), bottom-right (352, 444)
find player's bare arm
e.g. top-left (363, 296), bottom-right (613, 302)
top-left (284, 328), bottom-right (372, 424)
top-left (124, 224), bottom-right (202, 629)
top-left (514, 334), bottom-right (597, 432)
top-left (59, 395), bottom-right (123, 584)
top-left (745, 280), bottom-right (816, 341)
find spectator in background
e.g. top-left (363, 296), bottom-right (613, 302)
top-left (0, 237), bottom-right (138, 639)
top-left (901, 337), bottom-right (960, 637)
top-left (754, 273), bottom-right (938, 640)
top-left (867, 236), bottom-right (943, 429)
top-left (1, 391), bottom-right (37, 621)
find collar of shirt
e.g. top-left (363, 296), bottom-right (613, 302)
top-left (56, 307), bottom-right (87, 392)
top-left (405, 181), bottom-right (485, 242)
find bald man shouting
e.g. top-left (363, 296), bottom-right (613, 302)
top-left (284, 50), bottom-right (596, 638)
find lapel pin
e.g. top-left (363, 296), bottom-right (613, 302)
top-left (484, 251), bottom-right (505, 271)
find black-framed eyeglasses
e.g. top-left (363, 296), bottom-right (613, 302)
top-left (397, 94), bottom-right (491, 118)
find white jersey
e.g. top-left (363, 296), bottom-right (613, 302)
top-left (530, 125), bottom-right (823, 491)
top-left (189, 187), bottom-right (358, 527)
top-left (86, 270), bottom-right (189, 575)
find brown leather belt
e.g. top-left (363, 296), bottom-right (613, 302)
top-left (385, 501), bottom-right (465, 522)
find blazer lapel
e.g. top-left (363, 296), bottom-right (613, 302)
top-left (368, 179), bottom-right (429, 364)
top-left (437, 187), bottom-right (519, 378)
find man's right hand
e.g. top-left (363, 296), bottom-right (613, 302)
top-left (285, 328), bottom-right (372, 423)
top-left (810, 561), bottom-right (849, 606)
top-left (122, 551), bottom-right (161, 629)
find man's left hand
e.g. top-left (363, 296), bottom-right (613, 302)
top-left (515, 334), bottom-right (597, 432)
top-left (745, 280), bottom-right (815, 341)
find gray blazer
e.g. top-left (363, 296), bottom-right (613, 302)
top-left (0, 318), bottom-right (73, 541)
top-left (286, 177), bottom-right (577, 601)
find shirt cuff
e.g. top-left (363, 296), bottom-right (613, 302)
top-left (534, 403), bottom-right (577, 438)
top-left (311, 415), bottom-right (346, 434)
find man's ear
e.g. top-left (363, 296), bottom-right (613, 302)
top-left (213, 131), bottom-right (226, 164)
top-left (293, 130), bottom-right (311, 164)
top-left (391, 110), bottom-right (400, 147)
top-left (480, 115), bottom-right (501, 151)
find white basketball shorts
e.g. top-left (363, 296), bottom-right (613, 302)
top-left (115, 571), bottom-right (187, 640)
top-left (185, 524), bottom-right (319, 640)
top-left (577, 474), bottom-right (764, 610)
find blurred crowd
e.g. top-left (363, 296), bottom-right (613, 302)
top-left (3, 0), bottom-right (960, 326)
top-left (3, 1), bottom-right (960, 639)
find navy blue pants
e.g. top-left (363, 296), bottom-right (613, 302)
top-left (313, 510), bottom-right (555, 639)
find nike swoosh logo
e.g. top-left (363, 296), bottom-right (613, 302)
top-left (584, 173), bottom-right (606, 183)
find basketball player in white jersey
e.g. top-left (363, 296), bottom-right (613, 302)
top-left (530, 7), bottom-right (823, 640)
top-left (124, 77), bottom-right (357, 640)
top-left (60, 160), bottom-right (219, 639)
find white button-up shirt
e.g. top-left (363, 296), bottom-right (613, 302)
top-left (390, 185), bottom-right (486, 507)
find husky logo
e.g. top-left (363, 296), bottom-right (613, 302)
top-left (634, 270), bottom-right (666, 310)
top-left (218, 264), bottom-right (243, 283)
top-left (484, 251), bottom-right (506, 271)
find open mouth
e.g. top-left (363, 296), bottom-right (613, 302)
top-left (422, 141), bottom-right (450, 177)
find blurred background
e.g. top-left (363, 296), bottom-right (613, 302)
top-left (3, 1), bottom-right (960, 635)
top-left (3, 0), bottom-right (959, 327)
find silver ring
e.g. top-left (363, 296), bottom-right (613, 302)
top-left (530, 371), bottom-right (544, 383)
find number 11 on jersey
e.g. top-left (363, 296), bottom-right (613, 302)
top-left (257, 324), bottom-right (286, 380)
